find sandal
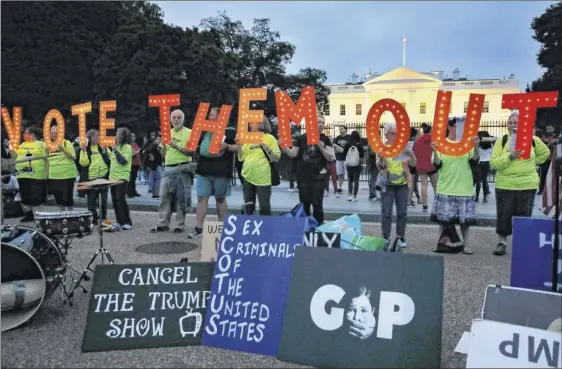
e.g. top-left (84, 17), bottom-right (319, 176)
top-left (150, 226), bottom-right (169, 233)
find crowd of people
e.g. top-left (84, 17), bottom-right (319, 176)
top-left (1, 108), bottom-right (557, 256)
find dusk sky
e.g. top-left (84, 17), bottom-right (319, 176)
top-left (156, 1), bottom-right (555, 88)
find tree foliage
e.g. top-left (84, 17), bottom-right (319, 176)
top-left (531, 1), bottom-right (562, 126)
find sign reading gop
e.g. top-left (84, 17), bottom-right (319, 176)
top-left (202, 215), bottom-right (305, 357)
top-left (277, 247), bottom-right (445, 368)
top-left (512, 217), bottom-right (562, 292)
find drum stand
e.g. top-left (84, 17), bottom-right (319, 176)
top-left (69, 185), bottom-right (114, 298)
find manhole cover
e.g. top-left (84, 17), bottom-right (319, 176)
top-left (135, 241), bottom-right (198, 255)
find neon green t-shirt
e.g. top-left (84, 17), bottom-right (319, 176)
top-left (239, 133), bottom-right (281, 186)
top-left (79, 145), bottom-right (109, 180)
top-left (387, 159), bottom-right (407, 186)
top-left (435, 150), bottom-right (474, 196)
top-left (109, 144), bottom-right (133, 181)
top-left (48, 139), bottom-right (77, 179)
top-left (165, 127), bottom-right (192, 165)
top-left (15, 141), bottom-right (48, 180)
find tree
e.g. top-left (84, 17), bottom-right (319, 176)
top-left (530, 1), bottom-right (562, 126)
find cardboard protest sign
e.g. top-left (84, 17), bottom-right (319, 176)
top-left (82, 262), bottom-right (213, 352)
top-left (202, 215), bottom-right (305, 356)
top-left (482, 285), bottom-right (562, 331)
top-left (277, 247), bottom-right (444, 368)
top-left (201, 220), bottom-right (223, 262)
top-left (466, 319), bottom-right (561, 368)
top-left (303, 232), bottom-right (341, 248)
top-left (512, 217), bottom-right (562, 292)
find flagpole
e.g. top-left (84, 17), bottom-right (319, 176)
top-left (553, 138), bottom-right (561, 293)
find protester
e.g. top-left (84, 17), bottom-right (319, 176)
top-left (430, 118), bottom-right (480, 254)
top-left (343, 130), bottom-right (364, 202)
top-left (325, 136), bottom-right (339, 198)
top-left (79, 129), bottom-right (111, 225)
top-left (151, 109), bottom-right (194, 233)
top-left (288, 131), bottom-right (300, 193)
top-left (407, 127), bottom-right (420, 206)
top-left (108, 127), bottom-right (133, 230)
top-left (127, 133), bottom-right (142, 198)
top-left (490, 110), bottom-right (550, 255)
top-left (367, 144), bottom-right (379, 202)
top-left (413, 123), bottom-right (438, 212)
top-left (46, 124), bottom-right (77, 211)
top-left (142, 134), bottom-right (163, 199)
top-left (236, 116), bottom-right (280, 216)
top-left (281, 116), bottom-right (334, 224)
top-left (333, 126), bottom-right (351, 194)
top-left (188, 107), bottom-right (237, 239)
top-left (538, 125), bottom-right (557, 195)
top-left (473, 131), bottom-right (496, 203)
top-left (11, 127), bottom-right (48, 222)
top-left (377, 123), bottom-right (416, 251)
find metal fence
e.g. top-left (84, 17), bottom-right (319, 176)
top-left (261, 121), bottom-right (508, 183)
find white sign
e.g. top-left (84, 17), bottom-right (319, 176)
top-left (466, 319), bottom-right (561, 368)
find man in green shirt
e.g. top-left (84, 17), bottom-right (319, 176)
top-left (151, 109), bottom-right (194, 233)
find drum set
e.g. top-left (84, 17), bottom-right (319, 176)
top-left (1, 174), bottom-right (121, 332)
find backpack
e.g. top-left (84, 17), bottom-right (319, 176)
top-left (345, 146), bottom-right (360, 167)
top-left (501, 134), bottom-right (535, 150)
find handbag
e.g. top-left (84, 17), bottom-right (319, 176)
top-left (260, 145), bottom-right (280, 187)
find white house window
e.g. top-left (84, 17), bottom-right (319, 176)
top-left (420, 102), bottom-right (427, 115)
top-left (339, 104), bottom-right (346, 116)
top-left (355, 104), bottom-right (362, 115)
top-left (463, 101), bottom-right (469, 114)
top-left (483, 101), bottom-right (490, 113)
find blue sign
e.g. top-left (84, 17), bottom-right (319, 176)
top-left (512, 217), bottom-right (562, 292)
top-left (202, 214), bottom-right (306, 356)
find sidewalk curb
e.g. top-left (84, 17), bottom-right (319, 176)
top-left (65, 198), bottom-right (498, 227)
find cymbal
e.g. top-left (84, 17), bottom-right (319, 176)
top-left (14, 155), bottom-right (48, 164)
top-left (79, 178), bottom-right (123, 188)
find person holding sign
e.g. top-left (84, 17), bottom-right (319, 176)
top-left (151, 109), bottom-right (194, 233)
top-left (46, 124), bottom-right (77, 211)
top-left (234, 116), bottom-right (280, 216)
top-left (430, 118), bottom-right (480, 255)
top-left (10, 127), bottom-right (49, 222)
top-left (377, 123), bottom-right (416, 251)
top-left (79, 129), bottom-right (111, 225)
top-left (490, 110), bottom-right (550, 256)
top-left (342, 130), bottom-right (364, 202)
top-left (108, 127), bottom-right (133, 230)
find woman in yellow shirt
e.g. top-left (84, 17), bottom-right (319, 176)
top-left (10, 127), bottom-right (49, 222)
top-left (108, 127), bottom-right (134, 230)
top-left (46, 124), bottom-right (77, 211)
top-left (234, 117), bottom-right (280, 215)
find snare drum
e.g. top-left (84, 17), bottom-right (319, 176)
top-left (35, 211), bottom-right (93, 238)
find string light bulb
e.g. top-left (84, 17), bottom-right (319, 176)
top-left (237, 88), bottom-right (266, 144)
top-left (186, 103), bottom-right (232, 154)
top-left (43, 109), bottom-right (65, 152)
top-left (275, 86), bottom-right (319, 148)
top-left (71, 102), bottom-right (92, 147)
top-left (99, 100), bottom-right (117, 147)
top-left (1, 107), bottom-right (22, 150)
top-left (148, 94), bottom-right (180, 145)
top-left (365, 98), bottom-right (410, 158)
top-left (502, 91), bottom-right (559, 160)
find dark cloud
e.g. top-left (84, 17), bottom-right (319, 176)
top-left (156, 1), bottom-right (555, 87)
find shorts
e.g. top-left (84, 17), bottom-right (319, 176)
top-left (336, 161), bottom-right (347, 176)
top-left (18, 178), bottom-right (47, 206)
top-left (196, 175), bottom-right (231, 198)
top-left (48, 178), bottom-right (75, 206)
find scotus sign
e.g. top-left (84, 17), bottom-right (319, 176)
top-left (277, 247), bottom-right (444, 368)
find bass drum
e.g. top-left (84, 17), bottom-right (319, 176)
top-left (1, 225), bottom-right (66, 332)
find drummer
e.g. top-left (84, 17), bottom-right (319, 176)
top-left (79, 129), bottom-right (111, 225)
top-left (9, 127), bottom-right (49, 222)
top-left (46, 124), bottom-right (77, 211)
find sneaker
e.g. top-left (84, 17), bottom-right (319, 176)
top-left (122, 224), bottom-right (132, 230)
top-left (188, 227), bottom-right (203, 239)
top-left (337, 188), bottom-right (343, 194)
top-left (348, 195), bottom-right (353, 201)
top-left (493, 242), bottom-right (507, 256)
top-left (324, 191), bottom-right (329, 197)
top-left (483, 197), bottom-right (488, 203)
top-left (422, 205), bottom-right (428, 212)
top-left (383, 238), bottom-right (391, 251)
top-left (352, 197), bottom-right (358, 202)
top-left (288, 188), bottom-right (296, 192)
top-left (397, 238), bottom-right (408, 249)
top-left (110, 223), bottom-right (122, 232)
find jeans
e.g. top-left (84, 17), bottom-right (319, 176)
top-left (298, 178), bottom-right (326, 224)
top-left (110, 181), bottom-right (131, 226)
top-left (475, 161), bottom-right (490, 199)
top-left (157, 164), bottom-right (193, 229)
top-left (346, 166), bottom-right (361, 197)
top-left (368, 167), bottom-right (379, 199)
top-left (149, 166), bottom-right (163, 196)
top-left (87, 186), bottom-right (108, 223)
top-left (127, 165), bottom-right (140, 196)
top-left (242, 181), bottom-right (272, 215)
top-left (495, 189), bottom-right (535, 237)
top-left (381, 185), bottom-right (409, 239)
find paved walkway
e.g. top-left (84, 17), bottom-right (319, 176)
top-left (65, 179), bottom-right (549, 226)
